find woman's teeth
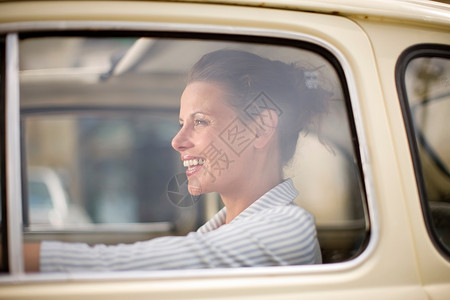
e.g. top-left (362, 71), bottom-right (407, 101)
top-left (183, 158), bottom-right (205, 167)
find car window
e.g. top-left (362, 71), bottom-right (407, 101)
top-left (398, 45), bottom-right (450, 259)
top-left (18, 33), bottom-right (369, 271)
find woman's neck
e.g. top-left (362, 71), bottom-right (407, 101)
top-left (220, 135), bottom-right (283, 224)
top-left (221, 171), bottom-right (282, 224)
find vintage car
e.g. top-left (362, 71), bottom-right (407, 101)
top-left (0, 0), bottom-right (449, 299)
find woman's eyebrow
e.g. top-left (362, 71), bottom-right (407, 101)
top-left (192, 111), bottom-right (210, 118)
top-left (179, 111), bottom-right (211, 123)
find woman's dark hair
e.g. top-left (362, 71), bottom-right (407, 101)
top-left (187, 49), bottom-right (330, 165)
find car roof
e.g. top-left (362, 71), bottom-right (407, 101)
top-left (0, 0), bottom-right (449, 27)
top-left (188, 0), bottom-right (450, 26)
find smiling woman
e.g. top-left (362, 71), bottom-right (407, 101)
top-left (31, 49), bottom-right (329, 271)
top-left (173, 49), bottom-right (328, 222)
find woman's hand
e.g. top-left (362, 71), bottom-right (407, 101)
top-left (24, 243), bottom-right (41, 272)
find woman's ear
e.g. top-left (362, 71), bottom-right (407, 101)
top-left (253, 109), bottom-right (278, 149)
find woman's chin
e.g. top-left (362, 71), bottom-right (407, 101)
top-left (188, 185), bottom-right (203, 196)
top-left (187, 176), bottom-right (203, 196)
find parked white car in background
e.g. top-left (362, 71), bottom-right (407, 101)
top-left (27, 166), bottom-right (91, 226)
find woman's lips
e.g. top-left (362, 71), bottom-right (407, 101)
top-left (186, 164), bottom-right (203, 177)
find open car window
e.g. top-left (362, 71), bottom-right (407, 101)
top-left (18, 34), bottom-right (369, 271)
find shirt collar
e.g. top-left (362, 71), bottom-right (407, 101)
top-left (197, 179), bottom-right (298, 233)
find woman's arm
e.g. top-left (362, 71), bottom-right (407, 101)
top-left (39, 207), bottom-right (319, 272)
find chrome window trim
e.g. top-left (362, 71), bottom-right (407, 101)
top-left (5, 33), bottom-right (24, 276)
top-left (0, 21), bottom-right (379, 282)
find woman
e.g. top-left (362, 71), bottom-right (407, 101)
top-left (27, 49), bottom-right (326, 272)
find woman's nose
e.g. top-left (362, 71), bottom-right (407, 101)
top-left (171, 126), bottom-right (194, 152)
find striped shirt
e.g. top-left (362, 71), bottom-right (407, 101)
top-left (40, 179), bottom-right (322, 272)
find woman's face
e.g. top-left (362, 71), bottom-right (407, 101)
top-left (172, 81), bottom-right (254, 196)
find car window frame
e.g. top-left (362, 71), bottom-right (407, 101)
top-left (1, 21), bottom-right (378, 282)
top-left (0, 34), bottom-right (8, 273)
top-left (396, 43), bottom-right (450, 261)
top-left (4, 33), bottom-right (24, 276)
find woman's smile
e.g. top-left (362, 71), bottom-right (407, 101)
top-left (182, 156), bottom-right (206, 177)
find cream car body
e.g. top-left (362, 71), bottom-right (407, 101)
top-left (0, 0), bottom-right (449, 299)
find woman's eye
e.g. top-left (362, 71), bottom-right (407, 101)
top-left (194, 119), bottom-right (209, 127)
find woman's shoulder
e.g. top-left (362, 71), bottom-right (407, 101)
top-left (240, 203), bottom-right (315, 226)
top-left (269, 203), bottom-right (314, 220)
